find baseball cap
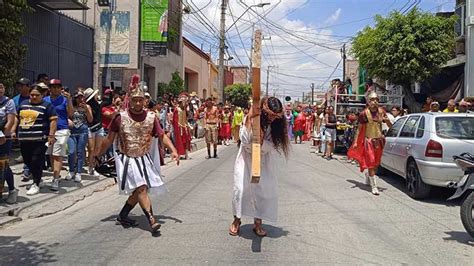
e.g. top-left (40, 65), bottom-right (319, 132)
top-left (32, 82), bottom-right (49, 91)
top-left (144, 92), bottom-right (151, 98)
top-left (16, 78), bottom-right (30, 86)
top-left (49, 79), bottom-right (62, 86)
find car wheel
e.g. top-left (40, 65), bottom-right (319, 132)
top-left (406, 160), bottom-right (431, 199)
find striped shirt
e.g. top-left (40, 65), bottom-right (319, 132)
top-left (18, 100), bottom-right (57, 141)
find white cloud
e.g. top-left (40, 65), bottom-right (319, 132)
top-left (183, 0), bottom-right (344, 99)
top-left (324, 8), bottom-right (342, 25)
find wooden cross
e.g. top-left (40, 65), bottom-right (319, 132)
top-left (251, 30), bottom-right (262, 184)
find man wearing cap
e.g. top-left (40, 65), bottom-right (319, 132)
top-left (13, 78), bottom-right (33, 181)
top-left (95, 80), bottom-right (179, 233)
top-left (44, 79), bottom-right (73, 191)
top-left (348, 92), bottom-right (391, 196)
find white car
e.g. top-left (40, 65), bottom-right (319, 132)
top-left (381, 112), bottom-right (474, 199)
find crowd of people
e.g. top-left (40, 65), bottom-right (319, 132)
top-left (0, 74), bottom-right (255, 204)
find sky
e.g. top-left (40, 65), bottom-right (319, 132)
top-left (183, 0), bottom-right (456, 100)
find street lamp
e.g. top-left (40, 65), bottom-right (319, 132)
top-left (225, 3), bottom-right (270, 33)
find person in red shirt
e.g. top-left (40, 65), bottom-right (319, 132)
top-left (293, 106), bottom-right (306, 144)
top-left (102, 95), bottom-right (122, 130)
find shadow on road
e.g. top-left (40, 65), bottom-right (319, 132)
top-left (443, 231), bottom-right (474, 246)
top-left (101, 214), bottom-right (183, 237)
top-left (346, 179), bottom-right (387, 193)
top-left (0, 236), bottom-right (58, 265)
top-left (238, 224), bottom-right (289, 253)
top-left (378, 173), bottom-right (459, 207)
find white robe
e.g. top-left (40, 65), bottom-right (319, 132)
top-left (114, 138), bottom-right (166, 195)
top-left (232, 124), bottom-right (278, 223)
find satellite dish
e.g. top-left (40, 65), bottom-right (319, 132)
top-left (285, 96), bottom-right (291, 102)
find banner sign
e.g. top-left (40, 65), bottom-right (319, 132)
top-left (140, 0), bottom-right (169, 56)
top-left (99, 11), bottom-right (130, 66)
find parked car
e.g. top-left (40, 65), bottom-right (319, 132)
top-left (381, 112), bottom-right (474, 199)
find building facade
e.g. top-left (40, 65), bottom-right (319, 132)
top-left (229, 66), bottom-right (249, 84)
top-left (183, 37), bottom-right (210, 99)
top-left (63, 0), bottom-right (183, 98)
top-left (21, 2), bottom-right (93, 91)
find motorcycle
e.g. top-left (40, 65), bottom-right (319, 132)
top-left (448, 153), bottom-right (474, 237)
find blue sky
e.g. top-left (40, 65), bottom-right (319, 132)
top-left (185, 0), bottom-right (457, 98)
top-left (287, 0), bottom-right (455, 37)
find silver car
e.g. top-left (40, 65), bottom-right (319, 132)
top-left (381, 112), bottom-right (474, 199)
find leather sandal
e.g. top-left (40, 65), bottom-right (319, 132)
top-left (253, 219), bottom-right (267, 237)
top-left (229, 218), bottom-right (241, 236)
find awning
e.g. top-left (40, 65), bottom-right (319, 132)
top-left (36, 0), bottom-right (89, 10)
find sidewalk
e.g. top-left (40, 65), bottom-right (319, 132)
top-left (0, 138), bottom-right (207, 227)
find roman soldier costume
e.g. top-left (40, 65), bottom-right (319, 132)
top-left (173, 93), bottom-right (191, 157)
top-left (348, 91), bottom-right (388, 195)
top-left (105, 79), bottom-right (167, 233)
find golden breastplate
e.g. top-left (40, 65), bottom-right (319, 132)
top-left (365, 109), bottom-right (383, 139)
top-left (118, 111), bottom-right (155, 157)
top-left (178, 108), bottom-right (187, 127)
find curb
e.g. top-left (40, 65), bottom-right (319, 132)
top-left (1, 137), bottom-right (209, 227)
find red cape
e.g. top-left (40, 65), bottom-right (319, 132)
top-left (172, 108), bottom-right (191, 156)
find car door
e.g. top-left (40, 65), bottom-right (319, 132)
top-left (392, 115), bottom-right (421, 176)
top-left (382, 117), bottom-right (407, 171)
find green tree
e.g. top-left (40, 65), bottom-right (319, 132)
top-left (351, 8), bottom-right (456, 111)
top-left (167, 71), bottom-right (184, 96)
top-left (156, 71), bottom-right (184, 97)
top-left (156, 82), bottom-right (169, 97)
top-left (225, 83), bottom-right (251, 108)
top-left (0, 0), bottom-right (31, 95)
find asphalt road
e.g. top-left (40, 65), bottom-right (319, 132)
top-left (1, 143), bottom-right (473, 265)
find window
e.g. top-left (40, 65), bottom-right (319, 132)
top-left (386, 117), bottom-right (407, 137)
top-left (399, 116), bottom-right (420, 138)
top-left (416, 116), bottom-right (425, 138)
top-left (436, 117), bottom-right (474, 140)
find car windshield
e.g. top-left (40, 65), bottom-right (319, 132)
top-left (435, 117), bottom-right (474, 140)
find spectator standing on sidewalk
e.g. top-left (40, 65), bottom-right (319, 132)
top-left (429, 101), bottom-right (441, 112)
top-left (0, 82), bottom-right (18, 203)
top-left (18, 85), bottom-right (57, 195)
top-left (443, 99), bottom-right (459, 113)
top-left (323, 106), bottom-right (337, 160)
top-left (84, 88), bottom-right (103, 177)
top-left (13, 78), bottom-right (32, 181)
top-left (66, 91), bottom-right (93, 183)
top-left (232, 107), bottom-right (244, 142)
top-left (44, 79), bottom-right (73, 191)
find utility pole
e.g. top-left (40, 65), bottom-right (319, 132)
top-left (248, 23), bottom-right (255, 84)
top-left (311, 83), bottom-right (314, 105)
top-left (341, 43), bottom-right (347, 81)
top-left (265, 65), bottom-right (274, 96)
top-left (466, 0), bottom-right (474, 96)
top-left (302, 92), bottom-right (305, 103)
top-left (219, 0), bottom-right (227, 103)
